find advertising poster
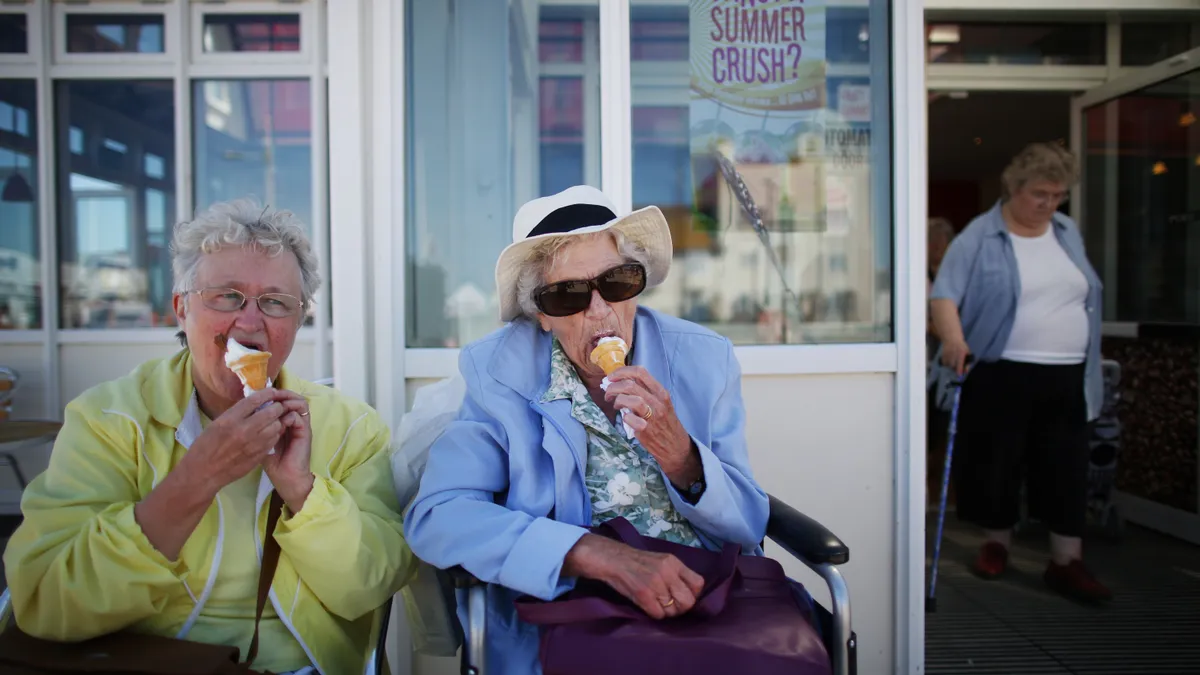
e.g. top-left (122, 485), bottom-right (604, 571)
top-left (690, 0), bottom-right (831, 234)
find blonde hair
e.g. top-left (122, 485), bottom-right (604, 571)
top-left (1001, 142), bottom-right (1079, 199)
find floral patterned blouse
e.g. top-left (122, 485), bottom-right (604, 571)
top-left (541, 340), bottom-right (701, 547)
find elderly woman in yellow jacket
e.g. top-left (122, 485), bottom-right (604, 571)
top-left (3, 199), bottom-right (415, 674)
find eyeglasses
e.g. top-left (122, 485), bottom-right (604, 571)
top-left (534, 263), bottom-right (647, 317)
top-left (1028, 188), bottom-right (1067, 205)
top-left (188, 287), bottom-right (303, 318)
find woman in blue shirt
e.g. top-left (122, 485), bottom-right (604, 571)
top-left (931, 143), bottom-right (1111, 604)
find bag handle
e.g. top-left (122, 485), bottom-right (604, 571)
top-left (245, 490), bottom-right (284, 667)
top-left (594, 517), bottom-right (648, 550)
top-left (517, 520), bottom-right (742, 625)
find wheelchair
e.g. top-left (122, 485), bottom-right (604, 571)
top-left (430, 494), bottom-right (857, 675)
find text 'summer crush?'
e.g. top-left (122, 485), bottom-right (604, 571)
top-left (708, 0), bottom-right (810, 86)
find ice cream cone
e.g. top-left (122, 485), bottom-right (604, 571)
top-left (224, 336), bottom-right (273, 394)
top-left (230, 352), bottom-right (271, 391)
top-left (589, 337), bottom-right (628, 376)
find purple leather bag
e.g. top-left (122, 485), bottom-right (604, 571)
top-left (514, 518), bottom-right (832, 675)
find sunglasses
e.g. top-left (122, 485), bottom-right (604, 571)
top-left (534, 263), bottom-right (647, 317)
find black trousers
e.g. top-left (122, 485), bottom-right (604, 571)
top-left (954, 360), bottom-right (1089, 537)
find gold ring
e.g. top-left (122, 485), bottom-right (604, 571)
top-left (660, 597), bottom-right (674, 607)
top-left (644, 404), bottom-right (654, 420)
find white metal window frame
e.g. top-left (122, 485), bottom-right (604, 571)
top-left (0, 0), bottom-right (331, 418)
top-left (52, 2), bottom-right (180, 66)
top-left (189, 2), bottom-right (314, 67)
top-left (0, 5), bottom-right (40, 66)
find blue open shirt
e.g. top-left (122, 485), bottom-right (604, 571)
top-left (930, 201), bottom-right (1104, 421)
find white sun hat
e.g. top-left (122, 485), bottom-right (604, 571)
top-left (495, 185), bottom-right (673, 322)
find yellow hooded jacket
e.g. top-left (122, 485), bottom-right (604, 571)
top-left (3, 351), bottom-right (416, 675)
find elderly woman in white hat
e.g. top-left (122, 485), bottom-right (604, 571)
top-left (404, 185), bottom-right (770, 674)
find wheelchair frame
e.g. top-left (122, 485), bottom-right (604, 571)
top-left (442, 494), bottom-right (857, 675)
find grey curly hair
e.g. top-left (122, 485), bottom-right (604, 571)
top-left (171, 199), bottom-right (320, 344)
top-left (515, 229), bottom-right (653, 320)
top-left (1001, 142), bottom-right (1079, 199)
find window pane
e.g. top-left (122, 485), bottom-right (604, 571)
top-left (827, 7), bottom-right (870, 65)
top-left (1082, 70), bottom-right (1200, 514)
top-left (1082, 69), bottom-right (1200, 326)
top-left (630, 1), bottom-right (892, 344)
top-left (540, 77), bottom-right (585, 197)
top-left (66, 14), bottom-right (165, 54)
top-left (57, 81), bottom-right (175, 329)
top-left (539, 18), bottom-right (583, 63)
top-left (407, 0), bottom-right (600, 348)
top-left (0, 13), bottom-right (28, 54)
top-left (926, 22), bottom-right (1105, 65)
top-left (0, 80), bottom-right (40, 330)
top-left (631, 12), bottom-right (687, 62)
top-left (1121, 22), bottom-right (1195, 67)
top-left (203, 14), bottom-right (301, 53)
top-left (193, 80), bottom-right (312, 230)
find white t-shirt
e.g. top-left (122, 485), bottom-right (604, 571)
top-left (1001, 227), bottom-right (1089, 365)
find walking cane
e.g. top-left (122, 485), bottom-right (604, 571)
top-left (926, 354), bottom-right (974, 613)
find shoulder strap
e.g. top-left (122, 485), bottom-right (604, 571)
top-left (245, 490), bottom-right (285, 667)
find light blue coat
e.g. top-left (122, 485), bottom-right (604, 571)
top-left (404, 306), bottom-right (770, 675)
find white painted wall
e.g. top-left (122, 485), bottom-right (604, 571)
top-left (395, 371), bottom-right (896, 675)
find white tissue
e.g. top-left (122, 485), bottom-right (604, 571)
top-left (600, 376), bottom-right (636, 440)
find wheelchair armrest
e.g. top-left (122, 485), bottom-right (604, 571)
top-left (766, 494), bottom-right (849, 566)
top-left (444, 565), bottom-right (486, 589)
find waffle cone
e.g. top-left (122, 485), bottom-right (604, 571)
top-left (230, 352), bottom-right (272, 391)
top-left (589, 342), bottom-right (628, 375)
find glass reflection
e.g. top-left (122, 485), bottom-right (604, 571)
top-left (0, 80), bottom-right (39, 329)
top-left (66, 14), bottom-right (164, 54)
top-left (631, 1), bottom-right (891, 344)
top-left (203, 14), bottom-right (301, 53)
top-left (0, 13), bottom-right (28, 54)
top-left (56, 80), bottom-right (175, 329)
top-left (194, 79), bottom-right (314, 326)
top-left (193, 79), bottom-right (312, 231)
top-left (406, 0), bottom-right (600, 348)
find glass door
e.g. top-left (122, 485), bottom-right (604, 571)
top-left (1072, 48), bottom-right (1200, 542)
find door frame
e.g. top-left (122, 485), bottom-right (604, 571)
top-left (1069, 46), bottom-right (1200, 545)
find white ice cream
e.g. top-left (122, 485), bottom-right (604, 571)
top-left (596, 335), bottom-right (627, 350)
top-left (224, 336), bottom-right (272, 397)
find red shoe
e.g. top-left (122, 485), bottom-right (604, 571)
top-left (971, 542), bottom-right (1008, 579)
top-left (1044, 560), bottom-right (1112, 604)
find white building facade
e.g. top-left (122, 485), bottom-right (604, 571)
top-left (3, 1), bottom-right (1199, 673)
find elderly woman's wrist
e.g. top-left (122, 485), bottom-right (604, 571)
top-left (666, 440), bottom-right (703, 489)
top-left (169, 459), bottom-right (221, 506)
top-left (562, 533), bottom-right (614, 581)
